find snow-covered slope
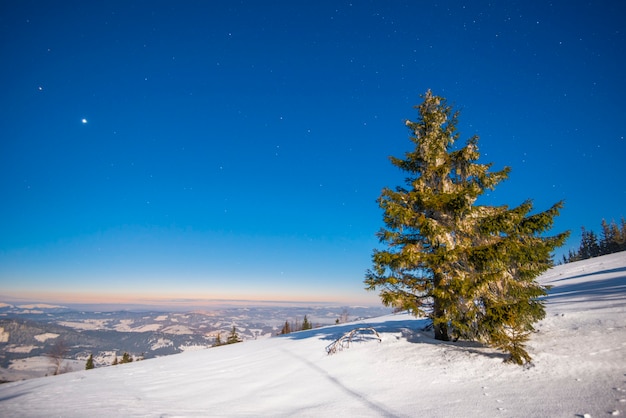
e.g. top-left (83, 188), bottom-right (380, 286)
top-left (1, 252), bottom-right (625, 417)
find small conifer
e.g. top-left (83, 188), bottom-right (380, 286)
top-left (226, 326), bottom-right (242, 344)
top-left (302, 315), bottom-right (312, 330)
top-left (85, 354), bottom-right (94, 370)
top-left (120, 352), bottom-right (133, 364)
top-left (280, 321), bottom-right (291, 335)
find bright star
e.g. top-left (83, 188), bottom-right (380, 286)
top-left (81, 118), bottom-right (88, 124)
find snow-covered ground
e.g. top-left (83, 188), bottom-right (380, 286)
top-left (0, 356), bottom-right (84, 382)
top-left (0, 252), bottom-right (624, 417)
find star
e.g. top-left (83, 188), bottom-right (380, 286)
top-left (81, 118), bottom-right (88, 124)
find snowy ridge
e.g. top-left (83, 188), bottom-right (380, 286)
top-left (0, 252), bottom-right (625, 417)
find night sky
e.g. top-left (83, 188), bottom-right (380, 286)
top-left (1, 1), bottom-right (625, 307)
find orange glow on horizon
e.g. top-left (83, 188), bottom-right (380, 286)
top-left (1, 288), bottom-right (381, 307)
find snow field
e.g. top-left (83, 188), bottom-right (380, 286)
top-left (0, 252), bottom-right (624, 417)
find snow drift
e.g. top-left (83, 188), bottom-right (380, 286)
top-left (1, 252), bottom-right (625, 417)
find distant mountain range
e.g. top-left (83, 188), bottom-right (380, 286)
top-left (0, 303), bottom-right (389, 382)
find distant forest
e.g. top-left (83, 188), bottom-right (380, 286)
top-left (561, 218), bottom-right (626, 264)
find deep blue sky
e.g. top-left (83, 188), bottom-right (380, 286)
top-left (1, 1), bottom-right (624, 307)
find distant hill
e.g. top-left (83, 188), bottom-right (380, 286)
top-left (0, 304), bottom-right (389, 382)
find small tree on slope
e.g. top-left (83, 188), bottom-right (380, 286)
top-left (85, 353), bottom-right (94, 370)
top-left (227, 326), bottom-right (242, 344)
top-left (364, 90), bottom-right (569, 364)
top-left (302, 315), bottom-right (312, 331)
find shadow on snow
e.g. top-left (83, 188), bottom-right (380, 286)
top-left (278, 314), bottom-right (509, 361)
top-left (547, 266), bottom-right (626, 284)
top-left (547, 274), bottom-right (626, 303)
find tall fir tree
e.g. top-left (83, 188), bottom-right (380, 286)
top-left (365, 90), bottom-right (569, 364)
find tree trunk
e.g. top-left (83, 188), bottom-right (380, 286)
top-left (434, 324), bottom-right (449, 341)
top-left (432, 281), bottom-right (450, 341)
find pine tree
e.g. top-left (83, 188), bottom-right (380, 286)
top-left (566, 248), bottom-right (580, 263)
top-left (213, 332), bottom-right (223, 347)
top-left (226, 326), bottom-right (242, 344)
top-left (609, 220), bottom-right (622, 253)
top-left (120, 352), bottom-right (133, 364)
top-left (579, 227), bottom-right (600, 259)
top-left (85, 353), bottom-right (94, 370)
top-left (280, 320), bottom-right (291, 335)
top-left (365, 91), bottom-right (569, 364)
top-left (112, 355), bottom-right (118, 366)
top-left (600, 219), bottom-right (620, 255)
top-left (302, 315), bottom-right (312, 330)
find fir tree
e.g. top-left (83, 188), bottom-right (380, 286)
top-left (579, 227), bottom-right (600, 259)
top-left (280, 320), bottom-right (291, 335)
top-left (112, 355), bottom-right (118, 366)
top-left (302, 315), bottom-right (312, 330)
top-left (600, 219), bottom-right (622, 255)
top-left (565, 248), bottom-right (579, 263)
top-left (563, 217), bottom-right (626, 264)
top-left (226, 326), bottom-right (242, 344)
top-left (120, 352), bottom-right (133, 364)
top-left (85, 354), bottom-right (94, 370)
top-left (365, 91), bottom-right (569, 364)
top-left (213, 332), bottom-right (223, 347)
top-left (600, 219), bottom-right (613, 255)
